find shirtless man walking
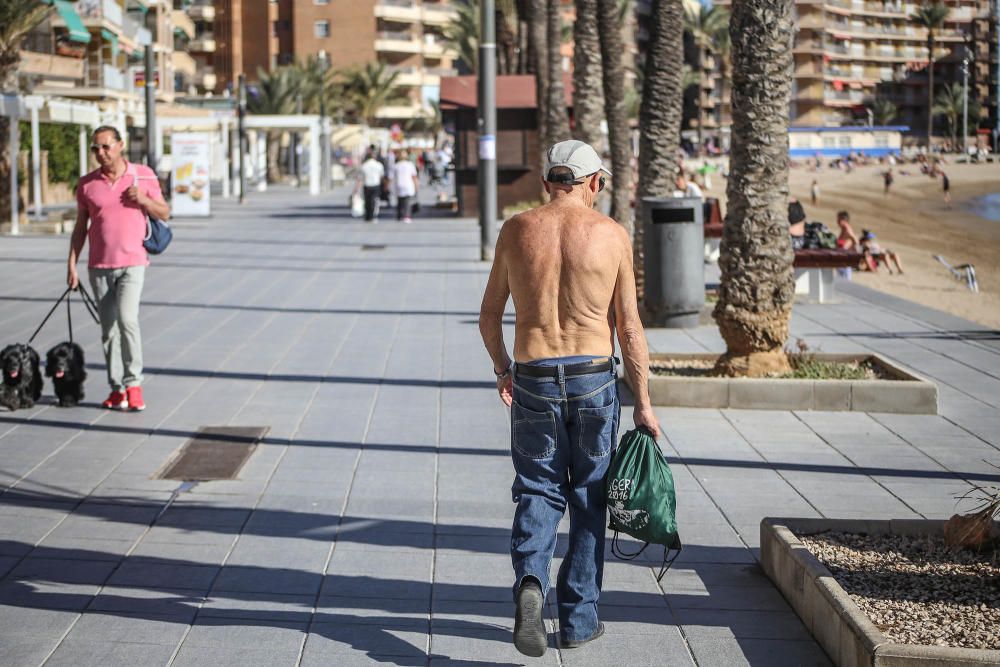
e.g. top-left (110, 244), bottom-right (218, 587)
top-left (479, 140), bottom-right (660, 657)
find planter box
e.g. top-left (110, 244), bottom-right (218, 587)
top-left (761, 518), bottom-right (1000, 666)
top-left (631, 353), bottom-right (937, 414)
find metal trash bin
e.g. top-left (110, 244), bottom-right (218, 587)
top-left (641, 196), bottom-right (705, 328)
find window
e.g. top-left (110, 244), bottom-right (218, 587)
top-left (272, 21), bottom-right (278, 37)
top-left (314, 20), bottom-right (330, 38)
top-left (838, 135), bottom-right (852, 148)
top-left (315, 0), bottom-right (330, 4)
top-left (822, 135), bottom-right (836, 148)
top-left (873, 134), bottom-right (889, 147)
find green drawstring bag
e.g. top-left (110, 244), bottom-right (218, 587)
top-left (606, 427), bottom-right (682, 580)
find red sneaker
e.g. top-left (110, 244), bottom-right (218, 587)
top-left (102, 390), bottom-right (128, 410)
top-left (125, 386), bottom-right (145, 412)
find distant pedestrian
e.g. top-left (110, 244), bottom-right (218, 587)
top-left (810, 179), bottom-right (819, 205)
top-left (356, 150), bottom-right (385, 222)
top-left (883, 168), bottom-right (893, 195)
top-left (942, 171), bottom-right (951, 206)
top-left (392, 149), bottom-right (419, 224)
top-left (67, 126), bottom-right (170, 412)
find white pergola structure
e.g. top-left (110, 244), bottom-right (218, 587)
top-left (243, 114), bottom-right (326, 196)
top-left (2, 94), bottom-right (102, 234)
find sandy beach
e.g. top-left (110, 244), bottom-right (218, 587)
top-left (699, 159), bottom-right (1000, 330)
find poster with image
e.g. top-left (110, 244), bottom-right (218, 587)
top-left (170, 132), bottom-right (211, 217)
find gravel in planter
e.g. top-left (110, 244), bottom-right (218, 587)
top-left (799, 531), bottom-right (1000, 650)
top-left (649, 357), bottom-right (882, 380)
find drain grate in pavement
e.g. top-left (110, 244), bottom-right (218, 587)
top-left (156, 426), bottom-right (269, 481)
top-left (361, 244), bottom-right (387, 251)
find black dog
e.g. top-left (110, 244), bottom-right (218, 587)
top-left (0, 344), bottom-right (43, 411)
top-left (45, 342), bottom-right (86, 407)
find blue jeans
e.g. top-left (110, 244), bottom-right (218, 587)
top-left (509, 356), bottom-right (620, 642)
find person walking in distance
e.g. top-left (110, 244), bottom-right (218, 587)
top-left (392, 149), bottom-right (419, 223)
top-left (357, 149), bottom-right (385, 222)
top-left (479, 140), bottom-right (660, 657)
top-left (67, 126), bottom-right (170, 411)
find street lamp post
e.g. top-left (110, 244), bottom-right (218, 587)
top-left (477, 0), bottom-right (497, 261)
top-left (318, 50), bottom-right (331, 193)
top-left (962, 55), bottom-right (969, 156)
top-left (238, 73), bottom-right (247, 204)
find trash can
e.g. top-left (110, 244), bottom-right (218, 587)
top-left (641, 196), bottom-right (705, 328)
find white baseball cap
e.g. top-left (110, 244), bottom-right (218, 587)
top-left (544, 140), bottom-right (612, 184)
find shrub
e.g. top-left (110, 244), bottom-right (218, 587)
top-left (19, 121), bottom-right (82, 189)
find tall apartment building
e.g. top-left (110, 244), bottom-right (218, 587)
top-left (24, 0), bottom-right (175, 105)
top-left (178, 0), bottom-right (457, 124)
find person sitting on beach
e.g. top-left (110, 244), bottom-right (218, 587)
top-left (674, 172), bottom-right (703, 199)
top-left (835, 211), bottom-right (860, 250)
top-left (860, 230), bottom-right (904, 275)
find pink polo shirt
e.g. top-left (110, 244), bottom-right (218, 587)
top-left (77, 162), bottom-right (162, 269)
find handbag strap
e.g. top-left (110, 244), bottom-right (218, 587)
top-left (610, 531), bottom-right (682, 582)
top-left (126, 162), bottom-right (153, 241)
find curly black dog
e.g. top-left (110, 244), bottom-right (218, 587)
top-left (0, 344), bottom-right (43, 411)
top-left (45, 342), bottom-right (86, 407)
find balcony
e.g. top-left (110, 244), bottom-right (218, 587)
top-left (376, 104), bottom-right (423, 119)
top-left (422, 3), bottom-right (459, 26)
top-left (18, 50), bottom-right (85, 80)
top-left (422, 37), bottom-right (455, 57)
top-left (172, 10), bottom-right (195, 39)
top-left (374, 1), bottom-right (420, 22)
top-left (189, 2), bottom-right (215, 21)
top-left (78, 0), bottom-right (123, 28)
top-left (172, 51), bottom-right (196, 78)
top-left (190, 34), bottom-right (217, 52)
top-left (100, 63), bottom-right (126, 91)
top-left (385, 65), bottom-right (422, 86)
top-left (375, 31), bottom-right (421, 53)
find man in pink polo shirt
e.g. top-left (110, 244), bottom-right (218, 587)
top-left (67, 126), bottom-right (170, 411)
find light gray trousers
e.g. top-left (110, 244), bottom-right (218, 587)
top-left (89, 266), bottom-right (145, 390)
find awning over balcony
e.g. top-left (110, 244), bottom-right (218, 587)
top-left (51, 0), bottom-right (92, 44)
top-left (101, 28), bottom-right (119, 58)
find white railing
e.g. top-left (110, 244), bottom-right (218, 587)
top-left (102, 64), bottom-right (125, 90)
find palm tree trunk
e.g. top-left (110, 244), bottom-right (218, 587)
top-left (266, 131), bottom-right (282, 183)
top-left (597, 0), bottom-right (631, 231)
top-left (636, 0), bottom-right (685, 303)
top-left (712, 0), bottom-right (794, 377)
top-left (0, 117), bottom-right (10, 224)
top-left (545, 0), bottom-right (570, 143)
top-left (529, 0), bottom-right (550, 180)
top-left (573, 0), bottom-right (604, 147)
top-left (696, 44), bottom-right (705, 152)
top-left (926, 33), bottom-right (934, 146)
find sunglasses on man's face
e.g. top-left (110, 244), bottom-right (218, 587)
top-left (90, 143), bottom-right (118, 153)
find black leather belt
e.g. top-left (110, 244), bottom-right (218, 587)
top-left (514, 358), bottom-right (614, 378)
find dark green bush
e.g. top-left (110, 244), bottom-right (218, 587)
top-left (19, 121), bottom-right (82, 189)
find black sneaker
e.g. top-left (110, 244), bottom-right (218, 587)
top-left (513, 580), bottom-right (547, 657)
top-left (558, 622), bottom-right (605, 649)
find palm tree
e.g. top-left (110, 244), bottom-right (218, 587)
top-left (297, 55), bottom-right (341, 117)
top-left (712, 0), bottom-right (795, 377)
top-left (933, 82), bottom-right (980, 149)
top-left (573, 0), bottom-right (604, 147)
top-left (636, 0), bottom-right (685, 302)
top-left (343, 62), bottom-right (405, 127)
top-left (528, 0), bottom-right (549, 179)
top-left (597, 0), bottom-right (631, 228)
top-left (545, 0), bottom-right (570, 144)
top-left (871, 97), bottom-right (898, 125)
top-left (442, 0), bottom-right (479, 73)
top-left (683, 4), bottom-right (728, 149)
top-left (247, 66), bottom-right (301, 182)
top-left (0, 0), bottom-right (50, 221)
top-left (911, 2), bottom-right (951, 145)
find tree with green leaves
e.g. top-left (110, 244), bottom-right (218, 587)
top-left (247, 66), bottom-right (303, 183)
top-left (870, 97), bottom-right (898, 125)
top-left (713, 0), bottom-right (795, 377)
top-left (442, 0), bottom-right (479, 73)
top-left (0, 0), bottom-right (51, 221)
top-left (911, 2), bottom-right (951, 145)
top-left (343, 62), bottom-right (405, 127)
top-left (933, 82), bottom-right (980, 149)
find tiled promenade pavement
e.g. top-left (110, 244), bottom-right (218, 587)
top-left (0, 186), bottom-right (998, 666)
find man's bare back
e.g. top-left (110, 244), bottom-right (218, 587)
top-left (503, 200), bottom-right (625, 361)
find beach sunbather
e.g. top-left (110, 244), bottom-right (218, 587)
top-left (860, 230), bottom-right (904, 275)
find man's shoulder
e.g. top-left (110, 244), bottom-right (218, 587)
top-left (131, 163), bottom-right (157, 179)
top-left (79, 169), bottom-right (103, 187)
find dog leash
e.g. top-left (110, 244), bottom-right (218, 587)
top-left (27, 287), bottom-right (100, 345)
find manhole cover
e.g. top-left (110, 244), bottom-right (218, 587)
top-left (361, 244), bottom-right (386, 251)
top-left (156, 426), bottom-right (269, 481)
